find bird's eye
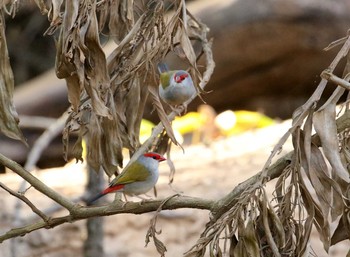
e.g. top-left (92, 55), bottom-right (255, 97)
top-left (153, 156), bottom-right (157, 160)
top-left (175, 73), bottom-right (188, 83)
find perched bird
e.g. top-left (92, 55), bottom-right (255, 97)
top-left (158, 62), bottom-right (196, 106)
top-left (87, 152), bottom-right (166, 204)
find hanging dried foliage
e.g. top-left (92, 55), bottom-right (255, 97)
top-left (0, 8), bottom-right (26, 144)
top-left (185, 34), bottom-right (350, 257)
top-left (43, 0), bottom-right (207, 176)
top-left (1, 1), bottom-right (349, 256)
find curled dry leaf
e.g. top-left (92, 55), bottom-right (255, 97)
top-left (331, 212), bottom-right (350, 245)
top-left (314, 100), bottom-right (350, 183)
top-left (186, 32), bottom-right (350, 257)
top-left (0, 11), bottom-right (26, 145)
top-left (148, 85), bottom-right (178, 145)
top-left (33, 0), bottom-right (48, 15)
top-left (106, 0), bottom-right (134, 43)
top-left (233, 218), bottom-right (259, 257)
top-left (51, 0), bottom-right (209, 177)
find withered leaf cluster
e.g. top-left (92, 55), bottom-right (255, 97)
top-left (42, 0), bottom-right (205, 176)
top-left (1, 1), bottom-right (349, 256)
top-left (0, 9), bottom-right (26, 145)
top-left (185, 34), bottom-right (350, 257)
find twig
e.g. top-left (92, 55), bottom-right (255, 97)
top-left (24, 196), bottom-right (82, 223)
top-left (0, 7), bottom-right (215, 245)
top-left (323, 35), bottom-right (347, 51)
top-left (0, 131), bottom-right (300, 244)
top-left (261, 188), bottom-right (281, 257)
top-left (10, 112), bottom-right (68, 257)
top-left (210, 110), bottom-right (350, 222)
top-left (259, 33), bottom-right (350, 180)
top-left (13, 112), bottom-right (68, 213)
top-left (1, 110), bottom-right (348, 242)
top-left (24, 112), bottom-right (69, 172)
top-left (0, 153), bottom-right (75, 211)
top-left (0, 182), bottom-right (49, 222)
top-left (0, 104), bottom-right (347, 243)
top-left (0, 106), bottom-right (348, 246)
top-left (145, 194), bottom-right (180, 256)
top-left (0, 195), bottom-right (214, 243)
top-left (18, 115), bottom-right (58, 129)
top-left (12, 112), bottom-right (68, 216)
top-left (321, 70), bottom-right (350, 90)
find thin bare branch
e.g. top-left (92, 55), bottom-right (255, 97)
top-left (145, 194), bottom-right (180, 256)
top-left (0, 195), bottom-right (214, 243)
top-left (18, 115), bottom-right (58, 129)
top-left (259, 33), bottom-right (350, 181)
top-left (0, 153), bottom-right (76, 211)
top-left (24, 111), bottom-right (68, 171)
top-left (0, 107), bottom-right (348, 244)
top-left (0, 182), bottom-right (49, 222)
top-left (321, 70), bottom-right (350, 90)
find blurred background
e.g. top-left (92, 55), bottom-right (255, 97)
top-left (0, 0), bottom-right (350, 256)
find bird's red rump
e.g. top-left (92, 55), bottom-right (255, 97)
top-left (102, 184), bottom-right (124, 195)
top-left (175, 73), bottom-right (188, 83)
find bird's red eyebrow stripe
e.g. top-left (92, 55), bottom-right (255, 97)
top-left (175, 73), bottom-right (188, 83)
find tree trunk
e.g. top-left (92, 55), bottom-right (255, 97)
top-left (83, 166), bottom-right (105, 257)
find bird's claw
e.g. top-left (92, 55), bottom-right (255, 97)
top-left (139, 198), bottom-right (153, 206)
top-left (136, 194), bottom-right (153, 205)
top-left (170, 105), bottom-right (184, 116)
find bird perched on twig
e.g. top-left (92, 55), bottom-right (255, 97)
top-left (158, 62), bottom-right (196, 106)
top-left (86, 152), bottom-right (166, 205)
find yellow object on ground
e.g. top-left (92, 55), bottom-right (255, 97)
top-left (172, 112), bottom-right (206, 135)
top-left (215, 110), bottom-right (275, 136)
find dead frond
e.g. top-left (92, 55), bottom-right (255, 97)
top-left (0, 8), bottom-right (26, 144)
top-left (50, 0), bottom-right (210, 175)
top-left (185, 32), bottom-right (350, 257)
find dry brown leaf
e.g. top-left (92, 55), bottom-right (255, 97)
top-left (308, 146), bottom-right (332, 208)
top-left (64, 75), bottom-right (82, 112)
top-left (233, 217), bottom-right (259, 257)
top-left (331, 212), bottom-right (350, 245)
top-left (148, 85), bottom-right (178, 145)
top-left (293, 128), bottom-right (332, 252)
top-left (49, 0), bottom-right (64, 22)
top-left (0, 11), bottom-right (26, 144)
top-left (180, 23), bottom-right (197, 67)
top-left (52, 0), bottom-right (209, 178)
top-left (314, 102), bottom-right (350, 183)
top-left (81, 3), bottom-right (112, 119)
top-left (107, 0), bottom-right (134, 43)
top-left (125, 78), bottom-right (142, 149)
top-left (165, 144), bottom-right (176, 184)
top-left (298, 129), bottom-right (333, 222)
top-left (33, 0), bottom-right (48, 14)
top-left (310, 145), bottom-right (344, 221)
top-left (298, 185), bottom-right (315, 255)
top-left (85, 114), bottom-right (103, 172)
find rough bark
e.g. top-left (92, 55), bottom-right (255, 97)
top-left (83, 166), bottom-right (105, 257)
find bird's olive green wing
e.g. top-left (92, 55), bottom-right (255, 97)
top-left (110, 161), bottom-right (149, 186)
top-left (160, 71), bottom-right (175, 89)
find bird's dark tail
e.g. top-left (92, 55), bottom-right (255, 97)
top-left (86, 192), bottom-right (105, 206)
top-left (157, 62), bottom-right (169, 73)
